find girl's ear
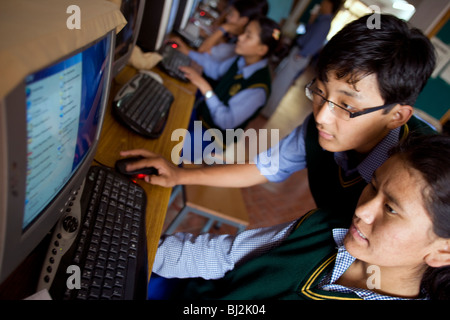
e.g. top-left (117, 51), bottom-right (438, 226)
top-left (425, 240), bottom-right (450, 268)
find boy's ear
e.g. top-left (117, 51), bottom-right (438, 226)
top-left (425, 240), bottom-right (450, 268)
top-left (386, 104), bottom-right (413, 130)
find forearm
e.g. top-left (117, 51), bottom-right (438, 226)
top-left (119, 150), bottom-right (268, 189)
top-left (177, 163), bottom-right (268, 188)
top-left (198, 28), bottom-right (226, 53)
top-left (152, 219), bottom-right (297, 279)
top-left (152, 232), bottom-right (235, 279)
top-left (188, 51), bottom-right (234, 81)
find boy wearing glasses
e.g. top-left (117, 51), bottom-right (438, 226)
top-left (121, 14), bottom-right (436, 214)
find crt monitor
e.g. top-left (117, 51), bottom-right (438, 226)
top-left (0, 30), bottom-right (116, 285)
top-left (137, 0), bottom-right (181, 52)
top-left (112, 0), bottom-right (146, 77)
top-left (173, 0), bottom-right (200, 31)
top-left (167, 0), bottom-right (182, 38)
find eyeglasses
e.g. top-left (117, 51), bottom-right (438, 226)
top-left (305, 79), bottom-right (397, 121)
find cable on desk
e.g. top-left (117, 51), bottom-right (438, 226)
top-left (92, 158), bottom-right (113, 169)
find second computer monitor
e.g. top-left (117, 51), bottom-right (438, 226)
top-left (137, 0), bottom-right (188, 52)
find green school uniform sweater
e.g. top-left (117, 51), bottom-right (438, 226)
top-left (175, 209), bottom-right (360, 300)
top-left (197, 57), bottom-right (271, 147)
top-left (305, 115), bottom-right (436, 214)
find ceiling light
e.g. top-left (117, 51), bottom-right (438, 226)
top-left (393, 0), bottom-right (415, 12)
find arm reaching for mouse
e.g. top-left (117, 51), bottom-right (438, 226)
top-left (167, 36), bottom-right (190, 55)
top-left (119, 149), bottom-right (269, 188)
top-left (119, 149), bottom-right (182, 188)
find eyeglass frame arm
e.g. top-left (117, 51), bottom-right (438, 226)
top-left (305, 80), bottom-right (399, 119)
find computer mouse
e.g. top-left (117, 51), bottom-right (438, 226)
top-left (138, 69), bottom-right (163, 84)
top-left (165, 40), bottom-right (179, 49)
top-left (115, 157), bottom-right (158, 177)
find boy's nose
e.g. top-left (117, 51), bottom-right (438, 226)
top-left (314, 100), bottom-right (335, 125)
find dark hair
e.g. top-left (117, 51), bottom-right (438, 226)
top-left (252, 16), bottom-right (280, 58)
top-left (389, 134), bottom-right (450, 300)
top-left (233, 0), bottom-right (268, 20)
top-left (316, 14), bottom-right (436, 107)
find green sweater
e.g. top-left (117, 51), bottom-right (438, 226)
top-left (197, 58), bottom-right (271, 147)
top-left (305, 115), bottom-right (435, 214)
top-left (176, 209), bottom-right (360, 300)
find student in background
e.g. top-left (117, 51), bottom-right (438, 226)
top-left (150, 134), bottom-right (450, 300)
top-left (121, 14), bottom-right (436, 215)
top-left (197, 0), bottom-right (269, 62)
top-left (262, 0), bottom-right (342, 118)
top-left (174, 16), bottom-right (280, 161)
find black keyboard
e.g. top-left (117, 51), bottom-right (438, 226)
top-left (37, 166), bottom-right (148, 300)
top-left (159, 43), bottom-right (192, 82)
top-left (113, 73), bottom-right (174, 138)
top-left (174, 28), bottom-right (204, 49)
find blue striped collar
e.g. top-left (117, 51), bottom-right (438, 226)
top-left (334, 126), bottom-right (401, 183)
top-left (319, 228), bottom-right (429, 300)
top-left (235, 56), bottom-right (268, 79)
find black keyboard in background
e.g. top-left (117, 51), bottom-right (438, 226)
top-left (113, 73), bottom-right (174, 139)
top-left (174, 28), bottom-right (204, 49)
top-left (38, 166), bottom-right (148, 300)
top-left (158, 43), bottom-right (192, 82)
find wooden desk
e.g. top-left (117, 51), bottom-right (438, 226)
top-left (95, 65), bottom-right (196, 281)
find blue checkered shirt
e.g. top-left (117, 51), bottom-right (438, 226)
top-left (153, 223), bottom-right (428, 300)
top-left (318, 229), bottom-right (429, 300)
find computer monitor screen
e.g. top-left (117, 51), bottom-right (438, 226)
top-left (24, 37), bottom-right (108, 230)
top-left (0, 30), bottom-right (115, 285)
top-left (112, 0), bottom-right (145, 76)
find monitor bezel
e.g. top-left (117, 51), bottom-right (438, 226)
top-left (0, 29), bottom-right (116, 285)
top-left (175, 0), bottom-right (196, 31)
top-left (112, 0), bottom-right (146, 77)
top-left (156, 0), bottom-right (176, 51)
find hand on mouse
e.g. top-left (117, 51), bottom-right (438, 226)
top-left (167, 36), bottom-right (190, 55)
top-left (119, 149), bottom-right (181, 188)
